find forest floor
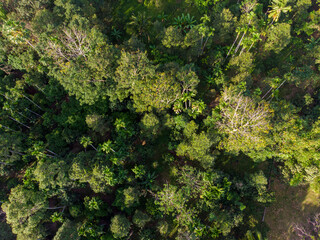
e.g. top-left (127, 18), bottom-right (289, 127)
top-left (265, 178), bottom-right (320, 240)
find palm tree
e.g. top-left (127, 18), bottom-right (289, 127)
top-left (268, 0), bottom-right (292, 24)
top-left (173, 13), bottom-right (196, 33)
top-left (305, 37), bottom-right (320, 51)
top-left (99, 140), bottom-right (116, 154)
top-left (80, 136), bottom-right (97, 151)
top-left (129, 12), bottom-right (151, 38)
top-left (157, 12), bottom-right (168, 23)
top-left (111, 28), bottom-right (121, 41)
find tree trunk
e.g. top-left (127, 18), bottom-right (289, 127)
top-left (22, 94), bottom-right (43, 111)
top-left (17, 111), bottom-right (32, 121)
top-left (26, 108), bottom-right (41, 117)
top-left (248, 41), bottom-right (255, 52)
top-left (9, 116), bottom-right (30, 129)
top-left (90, 144), bottom-right (98, 152)
top-left (226, 32), bottom-right (240, 60)
top-left (239, 46), bottom-right (246, 56)
top-left (234, 31), bottom-right (247, 54)
top-left (46, 149), bottom-right (58, 156)
top-left (262, 87), bottom-right (273, 99)
top-left (9, 150), bottom-right (24, 156)
top-left (47, 206), bottom-right (66, 210)
top-left (200, 36), bottom-right (210, 55)
top-left (0, 124), bottom-right (17, 132)
top-left (199, 36), bottom-right (204, 56)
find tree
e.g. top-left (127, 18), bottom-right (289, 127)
top-left (228, 51), bottom-right (254, 83)
top-left (85, 114), bottom-right (109, 136)
top-left (33, 158), bottom-right (70, 190)
top-left (77, 220), bottom-right (103, 239)
top-left (115, 51), bottom-right (182, 112)
top-left (80, 136), bottom-right (97, 151)
top-left (133, 71), bottom-right (181, 112)
top-left (197, 15), bottom-right (214, 55)
top-left (264, 23), bottom-right (291, 53)
top-left (2, 0), bottom-right (50, 21)
top-left (99, 140), bottom-right (116, 154)
top-left (155, 166), bottom-right (245, 238)
top-left (53, 220), bottom-right (80, 240)
top-left (84, 196), bottom-right (110, 218)
top-left (176, 131), bottom-right (215, 168)
top-left (127, 12), bottom-right (151, 39)
top-left (114, 50), bottom-right (155, 102)
top-left (0, 132), bottom-right (24, 175)
top-left (2, 185), bottom-right (48, 240)
top-left (271, 103), bottom-right (320, 189)
top-left (268, 0), bottom-right (292, 24)
top-left (133, 210), bottom-right (151, 228)
top-left (157, 221), bottom-right (169, 237)
top-left (155, 184), bottom-right (186, 215)
top-left (177, 65), bottom-right (200, 109)
top-left (293, 213), bottom-right (320, 239)
top-left (162, 26), bottom-right (184, 48)
top-left (217, 87), bottom-right (273, 154)
top-left (44, 20), bottom-right (119, 105)
top-left (140, 112), bottom-right (160, 137)
top-left (69, 152), bottom-right (114, 193)
top-left (0, 221), bottom-right (15, 240)
top-left (213, 9), bottom-right (237, 44)
top-left (110, 215), bottom-right (131, 239)
top-left (113, 187), bottom-right (140, 211)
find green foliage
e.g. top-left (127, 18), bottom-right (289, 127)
top-left (177, 130), bottom-right (215, 168)
top-left (0, 132), bottom-right (24, 175)
top-left (141, 112), bottom-right (160, 136)
top-left (264, 23), bottom-right (291, 53)
top-left (69, 152), bottom-right (114, 192)
top-left (69, 205), bottom-right (83, 218)
top-left (2, 185), bottom-right (48, 240)
top-left (133, 210), bottom-right (151, 228)
top-left (228, 52), bottom-right (254, 83)
top-left (0, 1), bottom-right (319, 239)
top-left (173, 13), bottom-right (196, 33)
top-left (132, 165), bottom-right (147, 179)
top-left (86, 114), bottom-right (109, 135)
top-left (51, 212), bottom-right (64, 223)
top-left (113, 187), bottom-right (140, 211)
top-left (0, 221), bottom-right (15, 240)
top-left (110, 215), bottom-right (131, 239)
top-left (53, 220), bottom-right (80, 240)
top-left (84, 196), bottom-right (110, 218)
top-left (157, 221), bottom-right (169, 236)
top-left (78, 221), bottom-right (103, 239)
top-left (162, 26), bottom-right (184, 48)
top-left (46, 26), bottom-right (118, 105)
top-left (115, 51), bottom-right (182, 112)
top-left (268, 0), bottom-right (292, 23)
top-left (33, 159), bottom-right (70, 190)
top-left (213, 9), bottom-right (237, 43)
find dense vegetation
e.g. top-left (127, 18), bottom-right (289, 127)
top-left (0, 0), bottom-right (319, 239)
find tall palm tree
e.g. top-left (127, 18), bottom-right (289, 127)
top-left (268, 0), bottom-right (291, 24)
top-left (128, 12), bottom-right (151, 38)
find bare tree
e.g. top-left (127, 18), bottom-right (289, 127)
top-left (293, 213), bottom-right (320, 240)
top-left (47, 27), bottom-right (91, 62)
top-left (217, 87), bottom-right (272, 152)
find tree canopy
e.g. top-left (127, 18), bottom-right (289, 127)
top-left (0, 0), bottom-right (319, 239)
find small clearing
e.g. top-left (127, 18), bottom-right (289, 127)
top-left (265, 178), bottom-right (320, 240)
